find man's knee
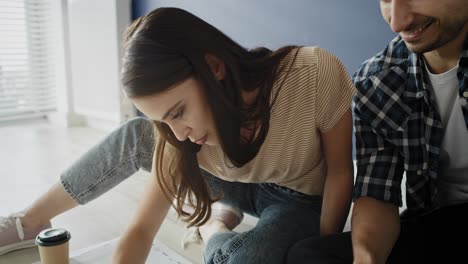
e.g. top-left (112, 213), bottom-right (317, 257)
top-left (286, 232), bottom-right (353, 264)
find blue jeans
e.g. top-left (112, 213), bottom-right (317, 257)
top-left (60, 117), bottom-right (322, 264)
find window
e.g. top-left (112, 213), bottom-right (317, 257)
top-left (0, 0), bottom-right (55, 122)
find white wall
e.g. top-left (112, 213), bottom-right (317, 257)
top-left (64, 0), bottom-right (134, 130)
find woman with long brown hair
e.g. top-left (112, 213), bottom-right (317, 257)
top-left (0, 7), bottom-right (355, 263)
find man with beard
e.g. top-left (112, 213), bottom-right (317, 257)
top-left (288, 0), bottom-right (468, 263)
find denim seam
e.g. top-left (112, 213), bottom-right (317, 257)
top-left (137, 119), bottom-right (155, 154)
top-left (60, 175), bottom-right (83, 204)
top-left (77, 149), bottom-right (153, 202)
top-left (135, 120), bottom-right (155, 172)
top-left (58, 118), bottom-right (155, 204)
top-left (76, 154), bottom-right (138, 201)
top-left (78, 119), bottom-right (154, 202)
top-left (213, 232), bottom-right (251, 264)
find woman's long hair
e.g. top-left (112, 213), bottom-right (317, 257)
top-left (121, 7), bottom-right (296, 226)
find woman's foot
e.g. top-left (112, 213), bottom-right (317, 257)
top-left (198, 219), bottom-right (231, 242)
top-left (182, 203), bottom-right (243, 249)
top-left (199, 203), bottom-right (243, 241)
top-left (0, 212), bottom-right (51, 255)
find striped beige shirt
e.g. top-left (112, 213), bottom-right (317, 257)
top-left (197, 47), bottom-right (356, 196)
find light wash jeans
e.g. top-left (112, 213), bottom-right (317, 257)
top-left (60, 117), bottom-right (322, 264)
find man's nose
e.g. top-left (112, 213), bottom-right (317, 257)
top-left (390, 0), bottom-right (414, 33)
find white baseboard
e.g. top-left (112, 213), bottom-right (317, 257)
top-left (49, 110), bottom-right (121, 132)
top-left (83, 115), bottom-right (120, 132)
top-left (47, 112), bottom-right (86, 127)
top-left (75, 108), bottom-right (120, 122)
top-left (73, 108), bottom-right (120, 131)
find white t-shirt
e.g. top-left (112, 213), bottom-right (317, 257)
top-left (426, 63), bottom-right (468, 207)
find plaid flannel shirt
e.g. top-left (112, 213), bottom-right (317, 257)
top-left (352, 36), bottom-right (468, 210)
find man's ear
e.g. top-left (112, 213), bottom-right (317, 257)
top-left (205, 53), bottom-right (226, 81)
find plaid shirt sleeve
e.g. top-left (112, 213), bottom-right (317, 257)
top-left (352, 96), bottom-right (405, 206)
top-left (351, 36), bottom-right (412, 207)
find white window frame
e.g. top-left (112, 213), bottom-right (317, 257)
top-left (0, 0), bottom-right (57, 122)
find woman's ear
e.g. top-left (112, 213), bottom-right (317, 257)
top-left (205, 53), bottom-right (226, 81)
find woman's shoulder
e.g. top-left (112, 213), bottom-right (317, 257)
top-left (280, 46), bottom-right (319, 69)
top-left (281, 46), bottom-right (343, 70)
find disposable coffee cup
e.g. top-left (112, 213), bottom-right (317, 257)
top-left (35, 228), bottom-right (71, 264)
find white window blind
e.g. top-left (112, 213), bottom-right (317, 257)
top-left (0, 0), bottom-right (55, 122)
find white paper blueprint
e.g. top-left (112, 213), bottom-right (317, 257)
top-left (33, 238), bottom-right (192, 264)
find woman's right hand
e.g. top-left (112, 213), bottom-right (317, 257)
top-left (112, 149), bottom-right (173, 263)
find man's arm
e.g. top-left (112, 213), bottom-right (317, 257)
top-left (352, 197), bottom-right (400, 264)
top-left (320, 109), bottom-right (354, 235)
top-left (351, 87), bottom-right (405, 263)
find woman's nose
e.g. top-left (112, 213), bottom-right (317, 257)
top-left (169, 123), bottom-right (190, 141)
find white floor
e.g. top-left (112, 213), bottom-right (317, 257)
top-left (0, 119), bottom-right (217, 264)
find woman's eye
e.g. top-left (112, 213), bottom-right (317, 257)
top-left (171, 108), bottom-right (184, 119)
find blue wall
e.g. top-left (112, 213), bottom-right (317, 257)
top-left (132, 1), bottom-right (397, 158)
top-left (132, 0), bottom-right (396, 74)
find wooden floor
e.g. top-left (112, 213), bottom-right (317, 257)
top-left (0, 119), bottom-right (213, 264)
